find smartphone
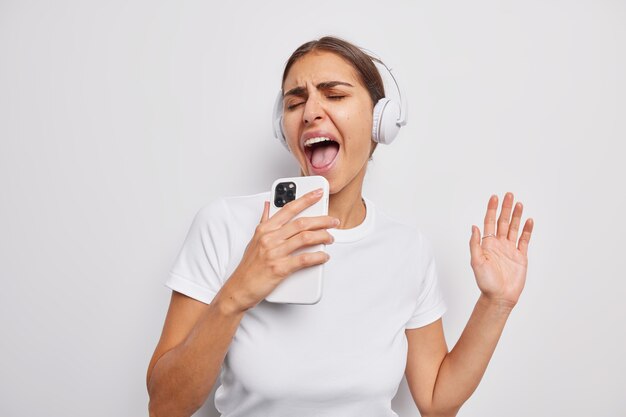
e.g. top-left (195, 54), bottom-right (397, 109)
top-left (265, 175), bottom-right (330, 305)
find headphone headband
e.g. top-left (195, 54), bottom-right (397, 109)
top-left (375, 61), bottom-right (407, 127)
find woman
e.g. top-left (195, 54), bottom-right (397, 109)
top-left (147, 36), bottom-right (534, 417)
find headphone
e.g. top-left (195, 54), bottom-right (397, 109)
top-left (272, 57), bottom-right (408, 151)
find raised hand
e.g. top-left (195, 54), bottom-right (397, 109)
top-left (469, 193), bottom-right (534, 310)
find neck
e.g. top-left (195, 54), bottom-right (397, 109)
top-left (327, 166), bottom-right (367, 230)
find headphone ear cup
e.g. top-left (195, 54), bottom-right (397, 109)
top-left (273, 114), bottom-right (289, 150)
top-left (272, 91), bottom-right (291, 151)
top-left (371, 98), bottom-right (387, 144)
top-left (371, 98), bottom-right (401, 145)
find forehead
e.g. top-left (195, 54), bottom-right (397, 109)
top-left (283, 51), bottom-right (362, 90)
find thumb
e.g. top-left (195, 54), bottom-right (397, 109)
top-left (469, 225), bottom-right (482, 263)
top-left (260, 200), bottom-right (270, 223)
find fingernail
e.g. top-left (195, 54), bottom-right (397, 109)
top-left (312, 188), bottom-right (323, 196)
top-left (332, 218), bottom-right (340, 226)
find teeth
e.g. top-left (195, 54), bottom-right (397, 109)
top-left (304, 137), bottom-right (334, 147)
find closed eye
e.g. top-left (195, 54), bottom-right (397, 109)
top-left (286, 101), bottom-right (305, 111)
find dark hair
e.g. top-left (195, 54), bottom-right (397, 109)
top-left (282, 36), bottom-right (385, 104)
top-left (281, 36), bottom-right (385, 157)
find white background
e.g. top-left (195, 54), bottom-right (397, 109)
top-left (1, 1), bottom-right (625, 416)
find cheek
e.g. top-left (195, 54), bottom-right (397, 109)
top-left (337, 108), bottom-right (373, 154)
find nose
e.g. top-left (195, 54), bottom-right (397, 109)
top-left (302, 95), bottom-right (324, 125)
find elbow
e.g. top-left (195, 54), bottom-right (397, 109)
top-left (147, 394), bottom-right (170, 417)
top-left (148, 383), bottom-right (203, 417)
top-left (148, 399), bottom-right (164, 417)
top-left (421, 411), bottom-right (459, 417)
top-left (148, 401), bottom-right (176, 417)
top-left (419, 403), bottom-right (461, 417)
top-left (428, 410), bottom-right (461, 417)
top-left (148, 398), bottom-right (202, 417)
top-left (148, 400), bottom-right (161, 417)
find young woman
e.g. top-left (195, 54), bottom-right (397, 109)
top-left (147, 36), bottom-right (534, 417)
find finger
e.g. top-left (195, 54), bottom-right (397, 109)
top-left (274, 215), bottom-right (339, 241)
top-left (469, 225), bottom-right (483, 267)
top-left (274, 229), bottom-right (334, 257)
top-left (282, 250), bottom-right (330, 278)
top-left (260, 200), bottom-right (270, 223)
top-left (483, 194), bottom-right (498, 236)
top-left (507, 202), bottom-right (523, 242)
top-left (496, 192), bottom-right (514, 238)
top-left (517, 218), bottom-right (534, 256)
top-left (268, 188), bottom-right (324, 227)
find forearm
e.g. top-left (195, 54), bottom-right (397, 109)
top-left (148, 289), bottom-right (245, 417)
top-left (431, 295), bottom-right (513, 415)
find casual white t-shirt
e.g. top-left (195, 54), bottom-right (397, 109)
top-left (165, 192), bottom-right (447, 417)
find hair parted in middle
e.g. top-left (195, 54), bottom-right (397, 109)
top-left (281, 36), bottom-right (386, 158)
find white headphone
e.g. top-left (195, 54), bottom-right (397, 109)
top-left (272, 57), bottom-right (408, 151)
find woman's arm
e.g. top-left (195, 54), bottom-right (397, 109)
top-left (405, 298), bottom-right (512, 417)
top-left (146, 289), bottom-right (245, 417)
top-left (405, 193), bottom-right (534, 417)
top-left (147, 190), bottom-right (338, 417)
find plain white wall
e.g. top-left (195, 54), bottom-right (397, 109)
top-left (1, 0), bottom-right (625, 416)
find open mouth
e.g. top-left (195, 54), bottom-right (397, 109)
top-left (303, 137), bottom-right (340, 169)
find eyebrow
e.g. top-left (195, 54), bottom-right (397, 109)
top-left (283, 81), bottom-right (354, 97)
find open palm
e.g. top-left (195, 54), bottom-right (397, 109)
top-left (470, 193), bottom-right (534, 309)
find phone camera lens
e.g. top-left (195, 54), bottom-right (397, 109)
top-left (275, 182), bottom-right (296, 207)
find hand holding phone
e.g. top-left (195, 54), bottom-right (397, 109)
top-left (221, 177), bottom-right (335, 311)
top-left (266, 176), bottom-right (330, 304)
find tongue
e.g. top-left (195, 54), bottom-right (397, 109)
top-left (311, 144), bottom-right (339, 168)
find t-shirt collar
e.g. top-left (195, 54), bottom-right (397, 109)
top-left (328, 196), bottom-right (375, 243)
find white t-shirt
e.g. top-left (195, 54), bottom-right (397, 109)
top-left (165, 192), bottom-right (446, 417)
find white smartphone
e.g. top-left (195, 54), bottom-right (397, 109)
top-left (265, 175), bottom-right (330, 305)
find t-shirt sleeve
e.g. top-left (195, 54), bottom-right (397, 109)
top-left (165, 199), bottom-right (231, 305)
top-left (405, 235), bottom-right (447, 329)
